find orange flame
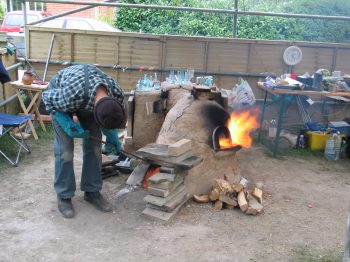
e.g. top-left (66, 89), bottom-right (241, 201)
top-left (142, 166), bottom-right (160, 189)
top-left (219, 108), bottom-right (260, 149)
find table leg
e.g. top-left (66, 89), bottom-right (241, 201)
top-left (15, 90), bottom-right (39, 140)
top-left (27, 90), bottom-right (46, 132)
top-left (258, 90), bottom-right (268, 142)
top-left (272, 94), bottom-right (286, 157)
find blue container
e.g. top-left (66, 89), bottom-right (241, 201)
top-left (304, 122), bottom-right (326, 132)
top-left (313, 73), bottom-right (323, 88)
top-left (329, 121), bottom-right (350, 136)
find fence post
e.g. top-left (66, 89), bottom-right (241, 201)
top-left (232, 0), bottom-right (238, 38)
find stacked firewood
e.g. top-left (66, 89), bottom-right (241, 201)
top-left (193, 178), bottom-right (263, 215)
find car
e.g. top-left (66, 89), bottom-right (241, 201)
top-left (36, 17), bottom-right (121, 32)
top-left (0, 10), bottom-right (51, 32)
top-left (5, 17), bottom-right (121, 57)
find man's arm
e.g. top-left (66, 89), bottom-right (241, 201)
top-left (54, 111), bottom-right (90, 138)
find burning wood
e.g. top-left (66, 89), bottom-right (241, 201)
top-left (218, 108), bottom-right (260, 150)
top-left (193, 178), bottom-right (264, 216)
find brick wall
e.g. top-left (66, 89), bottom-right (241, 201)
top-left (46, 0), bottom-right (114, 19)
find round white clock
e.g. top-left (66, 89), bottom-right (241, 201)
top-left (283, 46), bottom-right (303, 66)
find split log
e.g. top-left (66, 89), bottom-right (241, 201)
top-left (213, 179), bottom-right (233, 194)
top-left (246, 195), bottom-right (263, 215)
top-left (224, 203), bottom-right (235, 210)
top-left (214, 200), bottom-right (223, 210)
top-left (193, 194), bottom-right (210, 203)
top-left (252, 187), bottom-right (263, 204)
top-left (219, 192), bottom-right (238, 206)
top-left (209, 188), bottom-right (220, 201)
top-left (237, 191), bottom-right (248, 212)
top-left (232, 183), bottom-right (244, 193)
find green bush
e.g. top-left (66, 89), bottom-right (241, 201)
top-left (115, 0), bottom-right (350, 43)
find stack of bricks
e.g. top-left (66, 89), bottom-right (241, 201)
top-left (142, 166), bottom-right (189, 222)
top-left (141, 139), bottom-right (193, 222)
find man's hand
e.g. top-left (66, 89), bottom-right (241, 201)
top-left (101, 127), bottom-right (121, 154)
top-left (54, 111), bottom-right (90, 138)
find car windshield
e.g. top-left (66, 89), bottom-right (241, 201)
top-left (38, 18), bottom-right (120, 32)
top-left (4, 14), bottom-right (40, 26)
top-left (36, 19), bottom-right (64, 28)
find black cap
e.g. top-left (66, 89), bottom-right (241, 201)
top-left (94, 97), bottom-right (124, 129)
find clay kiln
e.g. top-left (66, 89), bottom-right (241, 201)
top-left (126, 83), bottom-right (256, 195)
top-left (155, 89), bottom-right (242, 195)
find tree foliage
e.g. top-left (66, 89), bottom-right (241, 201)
top-left (116, 0), bottom-right (233, 37)
top-left (115, 0), bottom-right (350, 43)
top-left (281, 0), bottom-right (350, 43)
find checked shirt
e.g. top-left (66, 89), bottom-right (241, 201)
top-left (42, 65), bottom-right (124, 113)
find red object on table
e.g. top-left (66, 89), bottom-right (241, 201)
top-left (290, 74), bottom-right (298, 80)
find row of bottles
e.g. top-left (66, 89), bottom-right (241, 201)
top-left (166, 69), bottom-right (194, 85)
top-left (136, 73), bottom-right (161, 92)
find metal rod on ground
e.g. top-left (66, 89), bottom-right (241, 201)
top-left (43, 33), bottom-right (55, 82)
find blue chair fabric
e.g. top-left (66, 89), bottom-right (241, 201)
top-left (0, 113), bottom-right (31, 166)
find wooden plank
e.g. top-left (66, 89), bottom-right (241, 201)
top-left (144, 184), bottom-right (186, 207)
top-left (146, 189), bottom-right (189, 213)
top-left (149, 172), bottom-right (176, 184)
top-left (145, 154), bottom-right (202, 170)
top-left (142, 195), bottom-right (187, 222)
top-left (168, 139), bottom-right (192, 157)
top-left (162, 190), bottom-right (189, 212)
top-left (149, 172), bottom-right (186, 190)
top-left (126, 161), bottom-right (150, 186)
top-left (148, 176), bottom-right (184, 197)
top-left (136, 143), bottom-right (192, 161)
top-left (159, 166), bottom-right (175, 174)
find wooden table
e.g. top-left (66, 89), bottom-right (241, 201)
top-left (10, 80), bottom-right (48, 140)
top-left (257, 82), bottom-right (350, 157)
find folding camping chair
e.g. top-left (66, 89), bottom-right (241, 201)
top-left (0, 113), bottom-right (31, 166)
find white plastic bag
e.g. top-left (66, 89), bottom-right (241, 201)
top-left (222, 78), bottom-right (256, 110)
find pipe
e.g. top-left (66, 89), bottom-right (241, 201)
top-left (43, 33), bottom-right (55, 82)
top-left (26, 0), bottom-right (350, 22)
top-left (0, 91), bottom-right (23, 108)
top-left (232, 0), bottom-right (238, 38)
top-left (6, 62), bottom-right (23, 72)
top-left (16, 58), bottom-right (269, 78)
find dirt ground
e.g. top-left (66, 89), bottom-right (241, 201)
top-left (1, 139), bottom-right (350, 262)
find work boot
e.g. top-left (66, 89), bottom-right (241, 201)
top-left (84, 191), bottom-right (113, 212)
top-left (57, 198), bottom-right (74, 218)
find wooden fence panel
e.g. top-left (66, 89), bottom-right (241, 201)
top-left (207, 42), bottom-right (249, 73)
top-left (165, 39), bottom-right (206, 70)
top-left (26, 27), bottom-right (350, 99)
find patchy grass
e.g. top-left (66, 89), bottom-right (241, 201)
top-left (255, 133), bottom-right (327, 159)
top-left (0, 123), bottom-right (54, 171)
top-left (292, 246), bottom-right (342, 262)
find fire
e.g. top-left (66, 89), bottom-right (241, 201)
top-left (142, 166), bottom-right (160, 189)
top-left (219, 108), bottom-right (260, 149)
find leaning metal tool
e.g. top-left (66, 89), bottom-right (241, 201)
top-left (43, 33), bottom-right (55, 82)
